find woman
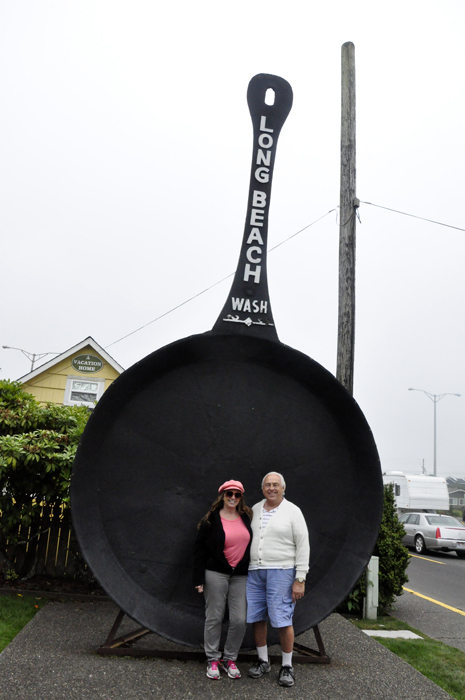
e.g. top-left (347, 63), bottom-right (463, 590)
top-left (193, 479), bottom-right (253, 680)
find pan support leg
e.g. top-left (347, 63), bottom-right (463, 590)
top-left (97, 609), bottom-right (330, 663)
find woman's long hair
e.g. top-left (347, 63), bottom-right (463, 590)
top-left (197, 491), bottom-right (253, 528)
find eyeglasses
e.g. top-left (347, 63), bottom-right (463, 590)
top-left (224, 490), bottom-right (242, 499)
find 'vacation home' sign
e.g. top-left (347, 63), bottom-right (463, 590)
top-left (72, 354), bottom-right (103, 374)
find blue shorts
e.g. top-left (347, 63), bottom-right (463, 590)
top-left (246, 569), bottom-right (296, 628)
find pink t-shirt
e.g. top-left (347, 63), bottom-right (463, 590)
top-left (221, 516), bottom-right (251, 568)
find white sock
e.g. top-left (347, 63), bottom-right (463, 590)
top-left (282, 651), bottom-right (293, 667)
top-left (257, 645), bottom-right (268, 663)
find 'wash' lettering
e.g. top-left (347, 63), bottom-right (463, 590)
top-left (231, 298), bottom-right (268, 314)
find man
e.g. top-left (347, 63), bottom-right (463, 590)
top-left (246, 472), bottom-right (310, 687)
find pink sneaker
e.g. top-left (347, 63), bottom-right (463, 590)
top-left (222, 660), bottom-right (241, 679)
top-left (206, 660), bottom-right (220, 679)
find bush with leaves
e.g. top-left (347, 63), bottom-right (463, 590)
top-left (338, 482), bottom-right (410, 614)
top-left (0, 380), bottom-right (90, 578)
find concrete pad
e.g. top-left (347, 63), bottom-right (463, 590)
top-left (362, 630), bottom-right (423, 639)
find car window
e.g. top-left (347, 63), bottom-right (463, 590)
top-left (399, 514), bottom-right (409, 523)
top-left (426, 515), bottom-right (463, 527)
top-left (410, 515), bottom-right (420, 525)
top-left (405, 514), bottom-right (417, 523)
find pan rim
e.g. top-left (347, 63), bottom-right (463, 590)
top-left (71, 331), bottom-right (382, 646)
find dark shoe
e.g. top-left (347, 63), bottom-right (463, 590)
top-left (278, 665), bottom-right (295, 687)
top-left (248, 658), bottom-right (271, 678)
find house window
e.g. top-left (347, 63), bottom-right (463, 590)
top-left (450, 498), bottom-right (458, 505)
top-left (64, 376), bottom-right (105, 407)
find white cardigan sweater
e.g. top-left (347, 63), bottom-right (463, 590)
top-left (249, 499), bottom-right (310, 580)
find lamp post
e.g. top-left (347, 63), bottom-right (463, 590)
top-left (408, 388), bottom-right (461, 476)
top-left (2, 346), bottom-right (59, 372)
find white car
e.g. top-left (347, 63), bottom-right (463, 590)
top-left (398, 512), bottom-right (465, 558)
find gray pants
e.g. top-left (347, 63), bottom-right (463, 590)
top-left (204, 570), bottom-right (247, 661)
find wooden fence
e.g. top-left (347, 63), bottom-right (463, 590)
top-left (0, 503), bottom-right (88, 580)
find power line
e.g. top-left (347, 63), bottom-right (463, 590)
top-left (105, 200), bottom-right (465, 351)
top-left (105, 208), bottom-right (336, 349)
top-left (361, 201), bottom-right (465, 232)
top-left (266, 209), bottom-right (336, 251)
top-left (104, 272), bottom-right (235, 349)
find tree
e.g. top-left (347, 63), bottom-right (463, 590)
top-left (0, 380), bottom-right (90, 578)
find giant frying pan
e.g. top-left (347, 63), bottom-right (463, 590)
top-left (71, 74), bottom-right (383, 647)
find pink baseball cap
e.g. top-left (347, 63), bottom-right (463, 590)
top-left (218, 480), bottom-right (244, 494)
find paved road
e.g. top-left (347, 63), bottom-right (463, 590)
top-left (405, 549), bottom-right (465, 610)
top-left (391, 549), bottom-right (465, 653)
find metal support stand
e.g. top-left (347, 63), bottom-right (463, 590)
top-left (97, 609), bottom-right (330, 663)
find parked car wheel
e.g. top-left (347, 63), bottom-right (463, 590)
top-left (456, 550), bottom-right (465, 559)
top-left (415, 535), bottom-right (427, 554)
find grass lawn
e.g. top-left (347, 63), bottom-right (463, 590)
top-left (0, 594), bottom-right (45, 653)
top-left (350, 615), bottom-right (465, 700)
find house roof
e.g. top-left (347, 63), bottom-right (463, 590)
top-left (18, 336), bottom-right (125, 383)
top-left (447, 477), bottom-right (465, 486)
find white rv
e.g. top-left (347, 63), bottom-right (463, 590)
top-left (382, 471), bottom-right (449, 514)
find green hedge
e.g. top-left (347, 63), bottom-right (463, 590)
top-left (0, 380), bottom-right (90, 579)
top-left (339, 482), bottom-right (410, 614)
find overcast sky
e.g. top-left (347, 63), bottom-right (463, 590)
top-left (1, 1), bottom-right (464, 479)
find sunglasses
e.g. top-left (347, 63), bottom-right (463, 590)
top-left (224, 490), bottom-right (242, 499)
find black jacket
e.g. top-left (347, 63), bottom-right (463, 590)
top-left (192, 509), bottom-right (253, 587)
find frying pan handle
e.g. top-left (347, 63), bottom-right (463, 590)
top-left (212, 74), bottom-right (293, 341)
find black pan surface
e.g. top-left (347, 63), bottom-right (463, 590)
top-left (71, 74), bottom-right (383, 647)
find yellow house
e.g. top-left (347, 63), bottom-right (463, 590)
top-left (19, 336), bottom-right (124, 408)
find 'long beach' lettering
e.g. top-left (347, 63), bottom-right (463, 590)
top-left (243, 115), bottom-right (273, 285)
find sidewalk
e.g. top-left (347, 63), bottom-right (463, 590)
top-left (0, 600), bottom-right (454, 700)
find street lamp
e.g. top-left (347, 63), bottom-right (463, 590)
top-left (408, 387), bottom-right (461, 476)
top-left (2, 346), bottom-right (60, 372)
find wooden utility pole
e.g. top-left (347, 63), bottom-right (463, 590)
top-left (336, 42), bottom-right (357, 396)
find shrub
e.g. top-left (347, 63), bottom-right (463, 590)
top-left (0, 380), bottom-right (90, 578)
top-left (376, 482), bottom-right (410, 609)
top-left (338, 482), bottom-right (410, 614)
